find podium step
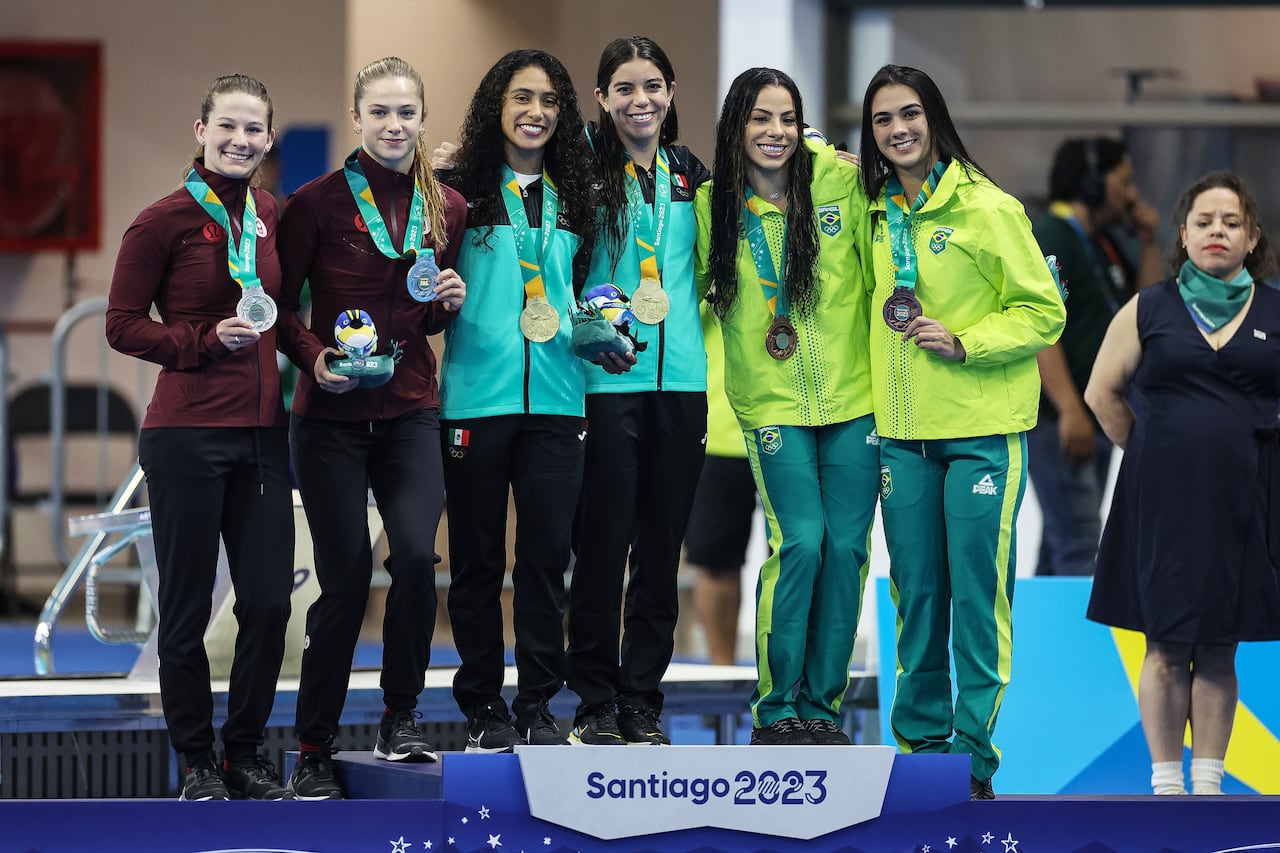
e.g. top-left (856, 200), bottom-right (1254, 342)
top-left (285, 749), bottom-right (444, 799)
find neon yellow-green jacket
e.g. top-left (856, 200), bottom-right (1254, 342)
top-left (694, 140), bottom-right (873, 432)
top-left (867, 160), bottom-right (1066, 440)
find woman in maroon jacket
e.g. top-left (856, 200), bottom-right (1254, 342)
top-left (274, 56), bottom-right (467, 800)
top-left (106, 74), bottom-right (292, 802)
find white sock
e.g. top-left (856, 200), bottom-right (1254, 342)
top-left (1151, 761), bottom-right (1186, 795)
top-left (1190, 758), bottom-right (1225, 795)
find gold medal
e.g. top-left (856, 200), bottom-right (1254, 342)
top-left (519, 297), bottom-right (561, 342)
top-left (630, 277), bottom-right (670, 325)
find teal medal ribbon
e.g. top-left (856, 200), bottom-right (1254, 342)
top-left (342, 149), bottom-right (429, 300)
top-left (184, 166), bottom-right (276, 331)
top-left (1177, 259), bottom-right (1253, 333)
top-left (624, 148), bottom-right (672, 324)
top-left (744, 191), bottom-right (795, 360)
top-left (502, 165), bottom-right (562, 342)
top-left (883, 161), bottom-right (947, 331)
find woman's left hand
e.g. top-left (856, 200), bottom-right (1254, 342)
top-left (432, 268), bottom-right (466, 312)
top-left (904, 316), bottom-right (966, 361)
top-left (593, 351), bottom-right (637, 374)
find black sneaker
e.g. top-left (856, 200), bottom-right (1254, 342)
top-left (800, 718), bottom-right (851, 745)
top-left (465, 701), bottom-right (525, 754)
top-left (288, 750), bottom-right (343, 800)
top-left (569, 704), bottom-right (626, 745)
top-left (970, 775), bottom-right (995, 800)
top-left (515, 704), bottom-right (569, 745)
top-left (179, 752), bottom-right (229, 801)
top-left (749, 718), bottom-right (816, 745)
top-left (618, 704), bottom-right (670, 745)
top-left (374, 709), bottom-right (438, 762)
top-left (224, 754), bottom-right (290, 800)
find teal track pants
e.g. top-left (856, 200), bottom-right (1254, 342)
top-left (745, 414), bottom-right (879, 727)
top-left (879, 432), bottom-right (1027, 782)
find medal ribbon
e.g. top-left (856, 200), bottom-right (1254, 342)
top-left (623, 147), bottom-right (671, 286)
top-left (184, 167), bottom-right (261, 291)
top-left (343, 149), bottom-right (426, 259)
top-left (884, 161), bottom-right (947, 292)
top-left (501, 165), bottom-right (560, 303)
top-left (743, 191), bottom-right (789, 319)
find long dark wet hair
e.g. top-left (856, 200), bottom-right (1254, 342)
top-left (706, 67), bottom-right (819, 321)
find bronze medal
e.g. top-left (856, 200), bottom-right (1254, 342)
top-left (765, 316), bottom-right (797, 360)
top-left (631, 277), bottom-right (670, 325)
top-left (519, 298), bottom-right (561, 342)
top-left (883, 287), bottom-right (922, 332)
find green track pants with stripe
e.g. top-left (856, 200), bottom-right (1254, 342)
top-left (745, 414), bottom-right (879, 728)
top-left (879, 432), bottom-right (1027, 782)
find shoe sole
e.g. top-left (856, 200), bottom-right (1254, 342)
top-left (625, 739), bottom-right (669, 745)
top-left (288, 791), bottom-right (342, 801)
top-left (373, 745), bottom-right (439, 762)
top-left (178, 793), bottom-right (229, 801)
top-left (569, 733), bottom-right (626, 746)
top-left (464, 743), bottom-right (516, 754)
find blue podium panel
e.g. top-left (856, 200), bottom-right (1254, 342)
top-left (1, 799), bottom-right (443, 852)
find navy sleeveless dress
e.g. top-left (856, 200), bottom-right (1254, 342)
top-left (1088, 278), bottom-right (1280, 643)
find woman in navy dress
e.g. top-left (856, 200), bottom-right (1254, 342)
top-left (1086, 171), bottom-right (1280, 795)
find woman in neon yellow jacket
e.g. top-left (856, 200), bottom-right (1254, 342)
top-left (859, 64), bottom-right (1065, 799)
top-left (695, 67), bottom-right (878, 746)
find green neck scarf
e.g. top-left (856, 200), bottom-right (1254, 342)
top-left (1177, 259), bottom-right (1253, 333)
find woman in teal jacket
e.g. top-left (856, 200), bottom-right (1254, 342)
top-left (696, 67), bottom-right (879, 746)
top-left (860, 64), bottom-right (1065, 799)
top-left (565, 36), bottom-right (710, 747)
top-left (438, 49), bottom-right (598, 753)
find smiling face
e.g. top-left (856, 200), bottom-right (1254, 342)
top-left (194, 91), bottom-right (274, 180)
top-left (500, 64), bottom-right (561, 173)
top-left (870, 83), bottom-right (935, 184)
top-left (742, 85), bottom-right (798, 178)
top-left (596, 58), bottom-right (673, 158)
top-left (351, 75), bottom-right (423, 174)
top-left (1180, 186), bottom-right (1260, 280)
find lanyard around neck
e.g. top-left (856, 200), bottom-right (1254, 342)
top-left (184, 167), bottom-right (261, 291)
top-left (343, 149), bottom-right (426, 259)
top-left (502, 165), bottom-right (559, 303)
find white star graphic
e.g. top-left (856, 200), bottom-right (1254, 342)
top-left (1001, 831), bottom-right (1020, 852)
top-left (982, 832), bottom-right (994, 845)
top-left (447, 839), bottom-right (455, 846)
top-left (543, 840), bottom-right (551, 847)
top-left (946, 838), bottom-right (958, 849)
top-left (487, 834), bottom-right (503, 849)
top-left (479, 805), bottom-right (491, 820)
top-left (390, 837), bottom-right (410, 853)
top-left (461, 817), bottom-right (469, 825)
top-left (923, 845), bottom-right (931, 852)
top-left (424, 843), bottom-right (433, 850)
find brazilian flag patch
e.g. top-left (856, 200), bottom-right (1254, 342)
top-left (758, 426), bottom-right (783, 456)
top-left (929, 226), bottom-right (954, 255)
top-left (817, 205), bottom-right (842, 237)
top-left (879, 464), bottom-right (893, 499)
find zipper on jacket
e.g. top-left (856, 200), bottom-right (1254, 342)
top-left (655, 319), bottom-right (665, 391)
top-left (523, 339), bottom-right (532, 414)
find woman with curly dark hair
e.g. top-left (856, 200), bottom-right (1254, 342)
top-left (694, 67), bottom-right (879, 747)
top-left (437, 49), bottom-right (598, 753)
top-left (564, 36), bottom-right (711, 748)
